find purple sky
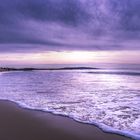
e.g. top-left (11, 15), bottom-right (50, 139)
top-left (0, 0), bottom-right (140, 66)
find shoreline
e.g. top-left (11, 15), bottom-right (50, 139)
top-left (0, 100), bottom-right (132, 140)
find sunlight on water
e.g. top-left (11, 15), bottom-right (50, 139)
top-left (0, 70), bottom-right (140, 139)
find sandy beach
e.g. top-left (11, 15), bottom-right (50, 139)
top-left (0, 100), bottom-right (132, 140)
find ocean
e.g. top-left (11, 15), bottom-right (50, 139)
top-left (0, 69), bottom-right (140, 139)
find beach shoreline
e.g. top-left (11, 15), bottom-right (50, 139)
top-left (0, 100), bottom-right (132, 140)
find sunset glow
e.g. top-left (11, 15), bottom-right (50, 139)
top-left (0, 51), bottom-right (140, 66)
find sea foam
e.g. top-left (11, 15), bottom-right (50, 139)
top-left (0, 70), bottom-right (140, 140)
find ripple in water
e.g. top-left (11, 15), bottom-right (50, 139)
top-left (0, 70), bottom-right (140, 139)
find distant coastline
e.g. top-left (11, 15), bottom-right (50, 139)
top-left (0, 67), bottom-right (99, 72)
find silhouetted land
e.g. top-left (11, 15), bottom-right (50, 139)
top-left (0, 67), bottom-right (99, 72)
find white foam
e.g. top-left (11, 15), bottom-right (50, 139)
top-left (0, 70), bottom-right (140, 140)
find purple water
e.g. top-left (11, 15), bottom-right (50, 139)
top-left (0, 69), bottom-right (140, 139)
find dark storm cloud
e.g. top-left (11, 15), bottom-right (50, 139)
top-left (0, 0), bottom-right (89, 26)
top-left (113, 0), bottom-right (140, 31)
top-left (0, 0), bottom-right (140, 52)
top-left (18, 0), bottom-right (89, 25)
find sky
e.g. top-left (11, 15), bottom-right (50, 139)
top-left (0, 0), bottom-right (140, 67)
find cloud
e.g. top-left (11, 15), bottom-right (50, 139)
top-left (18, 0), bottom-right (89, 25)
top-left (0, 0), bottom-right (140, 52)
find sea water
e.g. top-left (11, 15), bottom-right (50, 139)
top-left (0, 69), bottom-right (140, 139)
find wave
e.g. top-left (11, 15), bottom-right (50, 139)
top-left (0, 70), bottom-right (140, 140)
top-left (85, 71), bottom-right (140, 76)
top-left (0, 99), bottom-right (140, 140)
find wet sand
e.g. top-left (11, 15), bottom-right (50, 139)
top-left (0, 100), bottom-right (132, 140)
